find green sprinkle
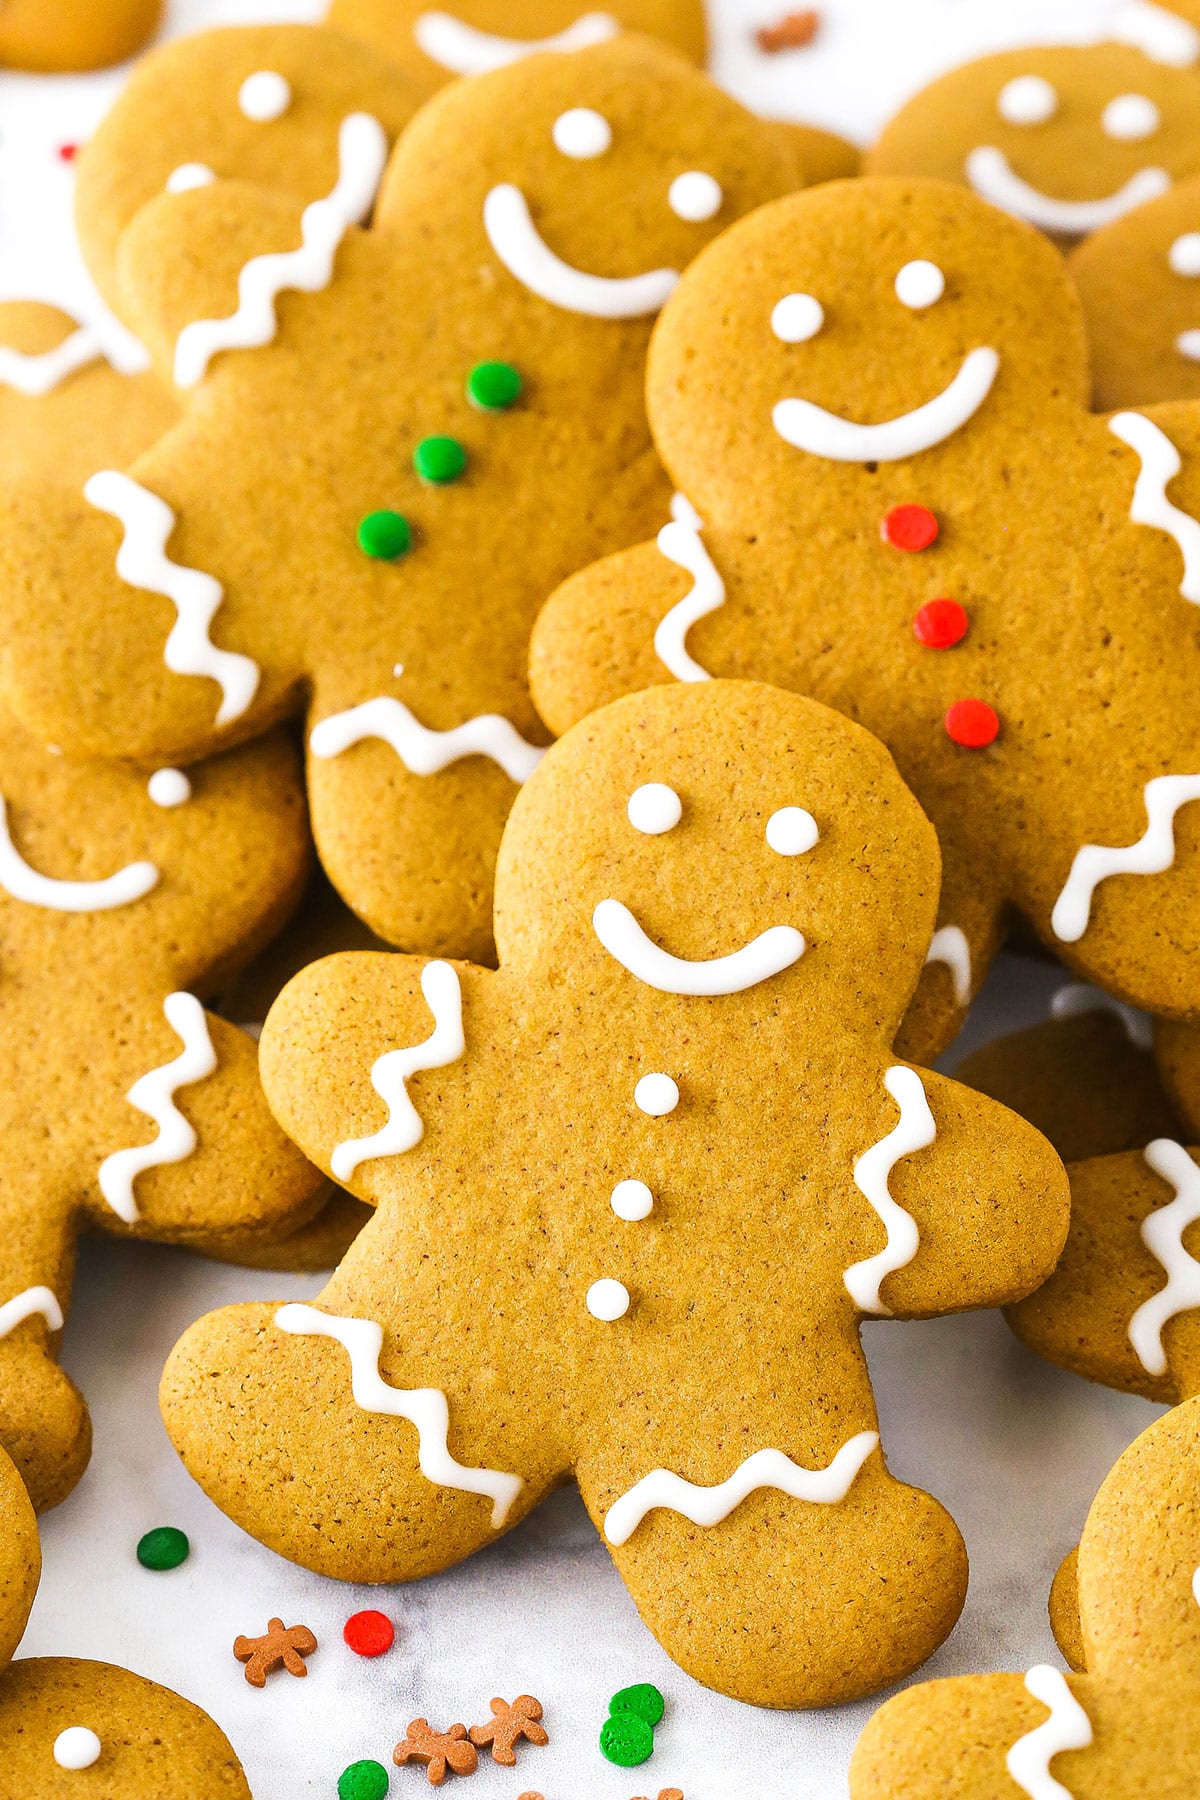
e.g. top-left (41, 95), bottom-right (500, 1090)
top-left (599, 1712), bottom-right (654, 1768)
top-left (413, 435), bottom-right (467, 484)
top-left (337, 1761), bottom-right (389, 1800)
top-left (136, 1526), bottom-right (190, 1571)
top-left (467, 360), bottom-right (522, 411)
top-left (357, 510), bottom-right (411, 560)
top-left (609, 1682), bottom-right (665, 1727)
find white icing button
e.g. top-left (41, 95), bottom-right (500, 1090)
top-left (627, 782), bottom-right (681, 835)
top-left (1170, 232), bottom-right (1200, 276)
top-left (238, 70), bottom-right (291, 122)
top-left (552, 107), bottom-right (611, 158)
top-left (772, 292), bottom-right (824, 343)
top-left (611, 1179), bottom-right (654, 1221)
top-left (147, 768), bottom-right (192, 808)
top-left (166, 162), bottom-right (216, 194)
top-left (669, 170), bottom-right (723, 222)
top-left (997, 74), bottom-right (1058, 125)
top-left (1177, 328), bottom-right (1200, 360)
top-left (635, 1073), bottom-right (679, 1116)
top-left (54, 1727), bottom-right (102, 1771)
top-left (1102, 93), bottom-right (1161, 140)
top-left (586, 1277), bottom-right (631, 1320)
top-left (894, 259), bottom-right (945, 309)
top-left (766, 807), bottom-right (819, 856)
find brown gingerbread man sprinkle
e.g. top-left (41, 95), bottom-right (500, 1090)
top-left (393, 1719), bottom-right (478, 1784)
top-left (756, 9), bottom-right (820, 52)
top-left (468, 1694), bottom-right (548, 1764)
top-left (233, 1617), bottom-right (317, 1687)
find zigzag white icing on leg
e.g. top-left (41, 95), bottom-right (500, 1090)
top-left (0, 326), bottom-right (100, 394)
top-left (1051, 773), bottom-right (1200, 942)
top-left (844, 1066), bottom-right (936, 1316)
top-left (0, 794), bottom-right (157, 912)
top-left (274, 1303), bottom-right (523, 1527)
top-left (97, 992), bottom-right (217, 1224)
top-left (1128, 1139), bottom-right (1200, 1378)
top-left (1110, 411), bottom-right (1200, 601)
top-left (1005, 1665), bottom-right (1093, 1800)
top-left (0, 1287), bottom-right (63, 1338)
top-left (331, 961), bottom-right (464, 1182)
top-left (310, 696), bottom-right (545, 783)
top-left (654, 521), bottom-right (725, 682)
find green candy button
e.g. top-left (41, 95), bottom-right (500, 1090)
top-left (467, 360), bottom-right (521, 411)
top-left (136, 1526), bottom-right (189, 1571)
top-left (337, 1760), bottom-right (389, 1800)
top-left (599, 1711), bottom-right (654, 1769)
top-left (357, 510), bottom-right (411, 559)
top-left (413, 435), bottom-right (467, 484)
top-left (610, 1681), bottom-right (665, 1727)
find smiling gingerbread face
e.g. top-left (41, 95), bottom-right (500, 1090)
top-left (868, 45), bottom-right (1200, 244)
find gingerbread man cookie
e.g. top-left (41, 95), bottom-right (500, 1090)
top-left (160, 681), bottom-right (1069, 1708)
top-left (867, 44), bottom-right (1200, 244)
top-left (530, 176), bottom-right (1200, 1060)
top-left (0, 1443), bottom-right (251, 1795)
top-left (0, 36), bottom-right (807, 966)
top-left (0, 0), bottom-right (160, 73)
top-left (850, 1394), bottom-right (1200, 1797)
top-left (0, 707), bottom-right (324, 1510)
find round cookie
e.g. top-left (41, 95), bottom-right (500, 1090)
top-left (866, 44), bottom-right (1200, 244)
top-left (161, 679), bottom-right (1068, 1710)
top-left (0, 0), bottom-right (160, 72)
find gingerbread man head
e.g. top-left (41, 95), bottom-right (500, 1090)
top-left (0, 0), bottom-right (160, 71)
top-left (161, 680), bottom-right (1068, 1709)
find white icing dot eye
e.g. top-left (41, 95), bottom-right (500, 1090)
top-left (147, 768), bottom-right (192, 808)
top-left (166, 162), bottom-right (216, 194)
top-left (627, 782), bottom-right (681, 834)
top-left (894, 259), bottom-right (945, 309)
top-left (239, 70), bottom-right (291, 121)
top-left (766, 807), bottom-right (819, 855)
top-left (997, 74), bottom-right (1058, 125)
top-left (611, 1179), bottom-right (654, 1220)
top-left (586, 1277), bottom-right (630, 1320)
top-left (1177, 328), bottom-right (1200, 360)
top-left (635, 1072), bottom-right (679, 1115)
top-left (669, 170), bottom-right (723, 222)
top-left (54, 1727), bottom-right (102, 1771)
top-left (552, 107), bottom-right (611, 158)
top-left (1102, 92), bottom-right (1161, 140)
top-left (772, 293), bottom-right (824, 343)
top-left (1170, 232), bottom-right (1200, 275)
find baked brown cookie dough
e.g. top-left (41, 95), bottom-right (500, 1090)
top-left (0, 0), bottom-right (161, 73)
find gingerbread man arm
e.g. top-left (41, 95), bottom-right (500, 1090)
top-left (0, 1185), bottom-right (90, 1513)
top-left (1155, 1017), bottom-right (1200, 1136)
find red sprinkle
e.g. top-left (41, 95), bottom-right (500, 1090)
top-left (944, 698), bottom-right (999, 748)
top-left (882, 504), bottom-right (939, 552)
top-left (913, 598), bottom-right (968, 649)
top-left (343, 1609), bottom-right (395, 1657)
top-left (57, 143), bottom-right (79, 163)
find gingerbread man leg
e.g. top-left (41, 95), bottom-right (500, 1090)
top-left (0, 1190), bottom-right (88, 1513)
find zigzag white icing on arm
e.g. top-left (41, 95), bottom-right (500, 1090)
top-left (97, 992), bottom-right (217, 1224)
top-left (603, 1431), bottom-right (878, 1547)
top-left (173, 113), bottom-right (388, 388)
top-left (1049, 981), bottom-right (1153, 1049)
top-left (844, 1066), bottom-right (936, 1316)
top-left (0, 1287), bottom-right (63, 1338)
top-left (1128, 1139), bottom-right (1200, 1377)
top-left (653, 520), bottom-right (724, 682)
top-left (331, 961), bottom-right (464, 1182)
top-left (310, 697), bottom-right (545, 783)
top-left (1051, 773), bottom-right (1200, 943)
top-left (0, 794), bottom-right (157, 912)
top-left (0, 326), bottom-right (101, 394)
top-left (1005, 1665), bottom-right (1093, 1800)
top-left (923, 924), bottom-right (971, 1008)
top-left (84, 471), bottom-right (260, 728)
top-left (275, 1303), bottom-right (523, 1526)
top-left (1110, 411), bottom-right (1200, 601)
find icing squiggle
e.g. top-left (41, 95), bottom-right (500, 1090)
top-left (773, 347), bottom-right (1000, 463)
top-left (603, 1430), bottom-right (879, 1547)
top-left (593, 897), bottom-right (804, 996)
top-left (173, 113), bottom-right (388, 388)
top-left (1049, 981), bottom-right (1153, 1050)
top-left (275, 1303), bottom-right (523, 1526)
top-left (0, 1286), bottom-right (63, 1338)
top-left (654, 520), bottom-right (724, 682)
top-left (97, 992), bottom-right (217, 1224)
top-left (1005, 1665), bottom-right (1093, 1800)
top-left (923, 924), bottom-right (971, 1008)
top-left (413, 9), bottom-right (617, 73)
top-left (483, 184), bottom-right (678, 319)
top-left (0, 794), bottom-right (157, 912)
top-left (331, 961), bottom-right (464, 1182)
top-left (310, 696), bottom-right (544, 783)
top-left (965, 147), bottom-right (1169, 236)
top-left (844, 1066), bottom-right (936, 1316)
top-left (1128, 1139), bottom-right (1200, 1377)
top-left (0, 326), bottom-right (100, 395)
top-left (1051, 773), bottom-right (1200, 943)
top-left (1110, 411), bottom-right (1200, 601)
top-left (1113, 0), bottom-right (1200, 66)
top-left (84, 471), bottom-right (260, 728)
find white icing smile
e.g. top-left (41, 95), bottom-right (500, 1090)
top-left (773, 346), bottom-right (999, 463)
top-left (965, 145), bottom-right (1170, 235)
top-left (483, 184), bottom-right (678, 318)
top-left (414, 10), bottom-right (618, 75)
top-left (593, 897), bottom-right (804, 995)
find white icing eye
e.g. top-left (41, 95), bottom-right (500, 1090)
top-left (586, 1277), bottom-right (631, 1320)
top-left (894, 259), bottom-right (945, 309)
top-left (669, 170), bottom-right (723, 222)
top-left (166, 162), bottom-right (216, 194)
top-left (997, 74), bottom-right (1058, 125)
top-left (766, 807), bottom-right (819, 855)
top-left (53, 1728), bottom-right (102, 1771)
top-left (635, 1072), bottom-right (679, 1115)
top-left (1177, 328), bottom-right (1200, 359)
top-left (1102, 93), bottom-right (1161, 140)
top-left (772, 292), bottom-right (824, 343)
top-left (611, 1179), bottom-right (654, 1220)
top-left (147, 768), bottom-right (191, 808)
top-left (627, 782), bottom-right (681, 834)
top-left (239, 70), bottom-right (291, 121)
top-left (552, 107), bottom-right (611, 158)
top-left (1170, 232), bottom-right (1200, 275)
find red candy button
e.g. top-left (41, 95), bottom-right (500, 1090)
top-left (913, 598), bottom-right (968, 649)
top-left (944, 698), bottom-right (999, 748)
top-left (343, 1610), bottom-right (395, 1657)
top-left (882, 504), bottom-right (938, 552)
top-left (57, 143), bottom-right (79, 163)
